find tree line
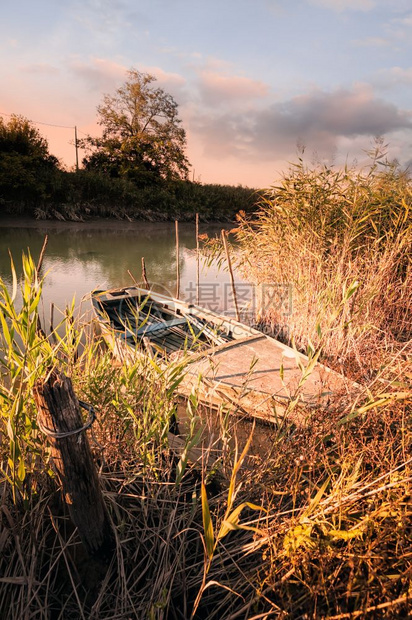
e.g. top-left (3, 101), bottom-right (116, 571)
top-left (0, 69), bottom-right (258, 221)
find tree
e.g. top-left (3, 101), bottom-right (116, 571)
top-left (82, 69), bottom-right (190, 183)
top-left (0, 115), bottom-right (60, 210)
top-left (0, 114), bottom-right (55, 160)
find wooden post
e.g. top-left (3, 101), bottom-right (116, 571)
top-left (196, 213), bottom-right (200, 305)
top-left (33, 370), bottom-right (113, 559)
top-left (127, 269), bottom-right (139, 286)
top-left (49, 302), bottom-right (58, 344)
top-left (36, 234), bottom-right (49, 274)
top-left (36, 234), bottom-right (49, 335)
top-left (221, 229), bottom-right (240, 322)
top-left (50, 302), bottom-right (54, 333)
top-left (65, 308), bottom-right (78, 363)
top-left (141, 257), bottom-right (150, 289)
top-left (175, 220), bottom-right (180, 299)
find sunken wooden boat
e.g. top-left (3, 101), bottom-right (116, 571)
top-left (91, 286), bottom-right (359, 424)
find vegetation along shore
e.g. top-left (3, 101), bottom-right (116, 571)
top-left (0, 141), bottom-right (411, 617)
top-left (0, 69), bottom-right (411, 618)
top-left (0, 70), bottom-right (259, 223)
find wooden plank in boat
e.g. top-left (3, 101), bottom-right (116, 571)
top-left (184, 335), bottom-right (354, 411)
top-left (137, 317), bottom-right (187, 336)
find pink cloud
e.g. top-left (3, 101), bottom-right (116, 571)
top-left (189, 84), bottom-right (412, 168)
top-left (352, 36), bottom-right (390, 47)
top-left (68, 57), bottom-right (127, 92)
top-left (138, 65), bottom-right (188, 104)
top-left (308, 0), bottom-right (375, 11)
top-left (68, 58), bottom-right (188, 106)
top-left (19, 63), bottom-right (60, 75)
top-left (377, 66), bottom-right (412, 86)
top-left (198, 69), bottom-right (269, 106)
top-left (139, 65), bottom-right (186, 88)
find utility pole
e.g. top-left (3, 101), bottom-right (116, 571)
top-left (74, 126), bottom-right (79, 171)
top-left (175, 220), bottom-right (180, 298)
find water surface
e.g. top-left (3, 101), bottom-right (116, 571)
top-left (0, 219), bottom-right (247, 325)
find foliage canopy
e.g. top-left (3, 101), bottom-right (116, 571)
top-left (0, 114), bottom-right (59, 208)
top-left (81, 69), bottom-right (190, 183)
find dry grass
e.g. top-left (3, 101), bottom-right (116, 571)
top-left (230, 148), bottom-right (411, 382)
top-left (1, 153), bottom-right (411, 620)
top-left (1, 380), bottom-right (410, 618)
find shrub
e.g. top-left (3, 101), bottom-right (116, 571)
top-left (233, 150), bottom-right (411, 377)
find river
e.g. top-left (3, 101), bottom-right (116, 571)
top-left (0, 219), bottom-right (251, 327)
top-left (0, 219), bottom-right (275, 453)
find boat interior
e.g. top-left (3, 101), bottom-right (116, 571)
top-left (92, 287), bottom-right (234, 355)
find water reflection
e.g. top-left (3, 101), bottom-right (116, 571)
top-left (0, 220), bottom-right (244, 322)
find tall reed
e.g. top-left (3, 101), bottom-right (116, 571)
top-left (231, 147), bottom-right (411, 378)
top-left (0, 241), bottom-right (410, 618)
top-left (0, 252), bottom-right (81, 501)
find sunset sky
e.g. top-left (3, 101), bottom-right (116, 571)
top-left (1, 0), bottom-right (412, 187)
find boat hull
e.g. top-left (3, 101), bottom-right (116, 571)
top-left (91, 287), bottom-right (359, 423)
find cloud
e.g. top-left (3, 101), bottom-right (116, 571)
top-left (139, 65), bottom-right (186, 88)
top-left (190, 85), bottom-right (412, 161)
top-left (352, 36), bottom-right (390, 47)
top-left (136, 65), bottom-right (188, 105)
top-left (393, 13), bottom-right (412, 27)
top-left (68, 57), bottom-right (127, 92)
top-left (70, 0), bottom-right (132, 34)
top-left (308, 0), bottom-right (375, 11)
top-left (19, 63), bottom-right (60, 75)
top-left (197, 69), bottom-right (269, 106)
top-left (375, 66), bottom-right (412, 88)
top-left (68, 57), bottom-right (188, 101)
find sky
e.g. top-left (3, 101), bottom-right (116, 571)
top-left (1, 0), bottom-right (412, 187)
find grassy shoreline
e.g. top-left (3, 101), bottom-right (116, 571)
top-left (1, 172), bottom-right (260, 223)
top-left (1, 155), bottom-right (411, 618)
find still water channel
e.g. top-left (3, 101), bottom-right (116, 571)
top-left (0, 219), bottom-right (248, 326)
top-left (0, 220), bottom-right (273, 453)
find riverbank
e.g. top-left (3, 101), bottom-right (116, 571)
top-left (1, 150), bottom-right (411, 617)
top-left (0, 170), bottom-right (261, 222)
top-left (0, 247), bottom-right (411, 618)
top-left (0, 215), bottom-right (230, 230)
